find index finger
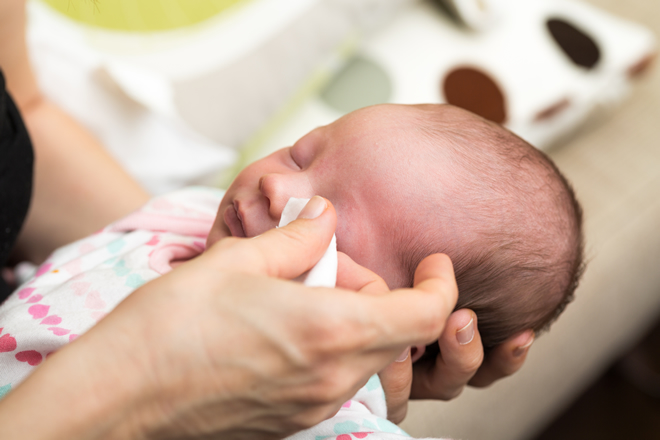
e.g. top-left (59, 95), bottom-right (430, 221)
top-left (205, 196), bottom-right (337, 280)
top-left (336, 252), bottom-right (389, 295)
top-left (363, 254), bottom-right (459, 348)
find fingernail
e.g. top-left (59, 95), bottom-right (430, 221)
top-left (513, 333), bottom-right (535, 357)
top-left (297, 196), bottom-right (327, 220)
top-left (395, 347), bottom-right (410, 362)
top-left (456, 317), bottom-right (475, 345)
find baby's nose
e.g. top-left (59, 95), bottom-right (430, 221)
top-left (259, 173), bottom-right (306, 219)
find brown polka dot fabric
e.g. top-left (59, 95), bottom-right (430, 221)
top-left (535, 97), bottom-right (570, 121)
top-left (547, 18), bottom-right (601, 69)
top-left (627, 53), bottom-right (655, 78)
top-left (443, 67), bottom-right (507, 124)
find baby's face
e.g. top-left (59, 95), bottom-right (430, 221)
top-left (208, 105), bottom-right (444, 287)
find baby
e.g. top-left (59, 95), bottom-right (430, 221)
top-left (208, 103), bottom-right (584, 348)
top-left (0, 104), bottom-right (583, 437)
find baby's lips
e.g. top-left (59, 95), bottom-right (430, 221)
top-left (223, 204), bottom-right (246, 238)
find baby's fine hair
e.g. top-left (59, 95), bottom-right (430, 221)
top-left (407, 105), bottom-right (584, 347)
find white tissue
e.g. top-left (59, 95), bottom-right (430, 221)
top-left (279, 198), bottom-right (337, 288)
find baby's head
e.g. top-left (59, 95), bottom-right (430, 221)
top-left (209, 104), bottom-right (584, 347)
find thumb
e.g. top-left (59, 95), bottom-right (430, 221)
top-left (205, 196), bottom-right (337, 280)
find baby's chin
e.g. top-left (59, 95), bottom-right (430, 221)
top-left (205, 211), bottom-right (232, 249)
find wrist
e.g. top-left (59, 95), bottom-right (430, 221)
top-left (0, 321), bottom-right (156, 439)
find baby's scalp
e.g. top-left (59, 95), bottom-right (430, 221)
top-left (392, 104), bottom-right (584, 347)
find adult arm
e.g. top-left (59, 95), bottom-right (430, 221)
top-left (0, 0), bottom-right (150, 263)
top-left (0, 198), bottom-right (459, 439)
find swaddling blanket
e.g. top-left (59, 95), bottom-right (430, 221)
top-left (0, 187), bottom-right (441, 439)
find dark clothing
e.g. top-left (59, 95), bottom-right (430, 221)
top-left (0, 70), bottom-right (34, 301)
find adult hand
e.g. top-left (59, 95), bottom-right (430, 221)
top-left (379, 308), bottom-right (534, 423)
top-left (0, 197), bottom-right (458, 440)
top-left (342, 248), bottom-right (534, 424)
top-left (410, 315), bottom-right (534, 398)
top-left (337, 251), bottom-right (534, 423)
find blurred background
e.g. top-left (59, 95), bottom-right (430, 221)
top-left (26, 0), bottom-right (659, 438)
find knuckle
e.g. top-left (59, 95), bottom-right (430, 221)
top-left (458, 351), bottom-right (485, 375)
top-left (289, 404), bottom-right (341, 432)
top-left (294, 379), bottom-right (347, 409)
top-left (417, 295), bottom-right (456, 339)
top-left (430, 314), bottom-right (447, 336)
top-left (419, 313), bottom-right (447, 342)
top-left (303, 312), bottom-right (364, 358)
top-left (437, 275), bottom-right (457, 292)
top-left (312, 372), bottom-right (350, 404)
top-left (302, 322), bottom-right (343, 360)
top-left (275, 225), bottom-right (308, 247)
top-left (439, 386), bottom-right (464, 401)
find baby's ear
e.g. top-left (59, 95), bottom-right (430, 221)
top-left (336, 252), bottom-right (389, 295)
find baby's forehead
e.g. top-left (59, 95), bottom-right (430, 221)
top-left (339, 104), bottom-right (433, 129)
top-left (325, 110), bottom-right (464, 190)
top-left (336, 105), bottom-right (478, 151)
top-left (328, 106), bottom-right (433, 150)
top-left (354, 103), bottom-right (475, 124)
